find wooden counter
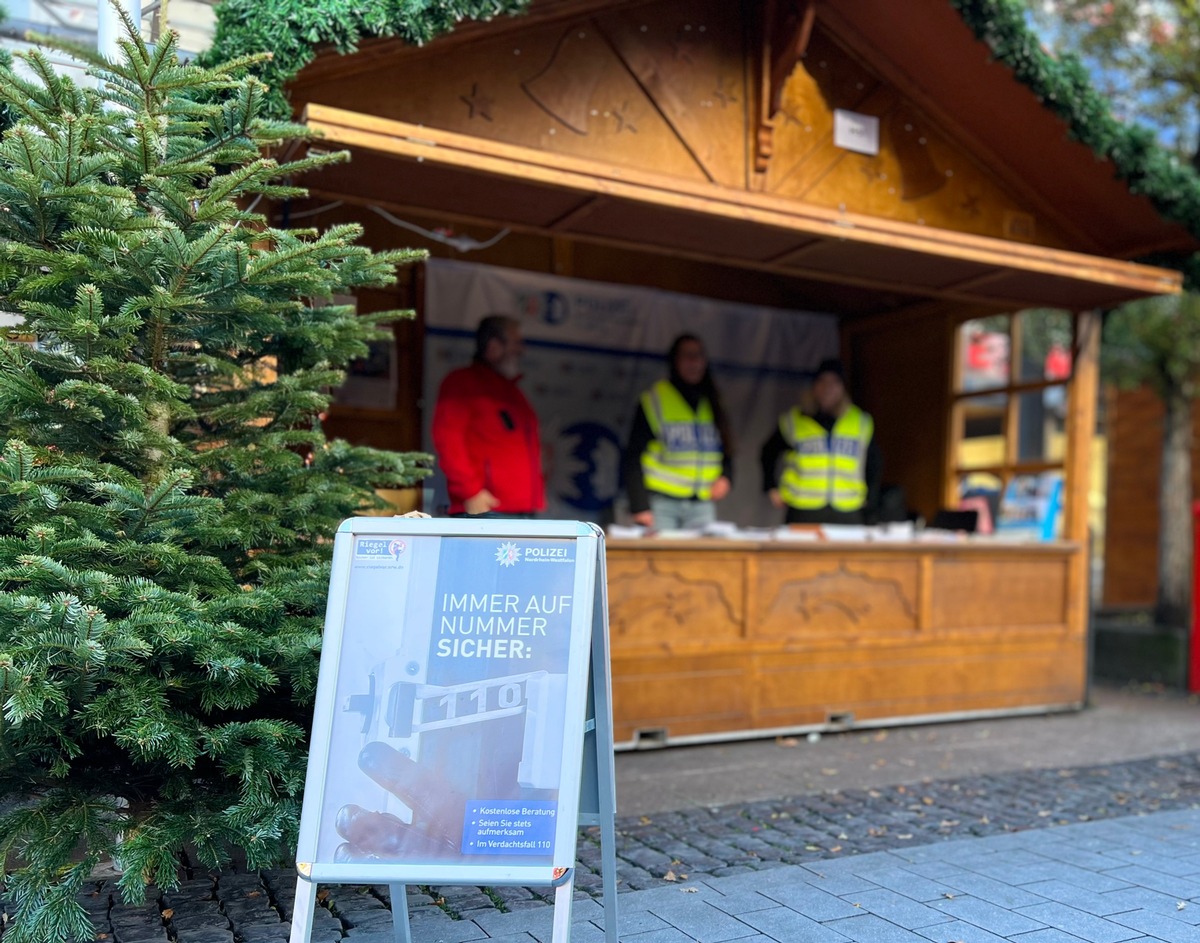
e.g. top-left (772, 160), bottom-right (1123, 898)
top-left (606, 539), bottom-right (1086, 748)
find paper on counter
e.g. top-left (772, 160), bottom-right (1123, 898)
top-left (606, 524), bottom-right (647, 540)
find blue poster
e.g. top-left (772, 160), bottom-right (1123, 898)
top-left (996, 472), bottom-right (1063, 542)
top-left (312, 533), bottom-right (580, 870)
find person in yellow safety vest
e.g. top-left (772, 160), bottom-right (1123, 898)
top-left (760, 358), bottom-right (882, 525)
top-left (621, 334), bottom-right (734, 530)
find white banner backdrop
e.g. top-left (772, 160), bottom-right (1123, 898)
top-left (423, 259), bottom-right (839, 527)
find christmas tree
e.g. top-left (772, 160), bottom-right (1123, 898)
top-left (0, 15), bottom-right (429, 941)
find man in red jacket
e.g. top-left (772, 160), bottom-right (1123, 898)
top-left (432, 315), bottom-right (546, 517)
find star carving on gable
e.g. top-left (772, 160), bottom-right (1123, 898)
top-left (778, 107), bottom-right (804, 128)
top-left (459, 82), bottom-right (494, 121)
top-left (612, 101), bottom-right (638, 134)
top-left (672, 25), bottom-right (702, 64)
top-left (712, 76), bottom-right (738, 108)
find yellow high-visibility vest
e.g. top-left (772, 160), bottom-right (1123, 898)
top-left (640, 380), bottom-right (723, 499)
top-left (778, 405), bottom-right (873, 511)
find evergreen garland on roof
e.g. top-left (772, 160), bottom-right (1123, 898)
top-left (202, 0), bottom-right (532, 119)
top-left (951, 0), bottom-right (1200, 284)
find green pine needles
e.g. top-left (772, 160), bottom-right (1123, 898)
top-left (0, 14), bottom-right (429, 942)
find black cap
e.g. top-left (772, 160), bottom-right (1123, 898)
top-left (815, 358), bottom-right (846, 382)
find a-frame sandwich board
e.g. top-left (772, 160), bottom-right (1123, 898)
top-left (289, 518), bottom-right (617, 943)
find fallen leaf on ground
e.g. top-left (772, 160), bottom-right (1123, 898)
top-left (663, 870), bottom-right (677, 881)
top-left (777, 736), bottom-right (799, 747)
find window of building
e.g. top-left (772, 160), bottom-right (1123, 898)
top-left (951, 309), bottom-right (1073, 528)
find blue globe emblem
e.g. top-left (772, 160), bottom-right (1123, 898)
top-left (557, 421), bottom-right (621, 511)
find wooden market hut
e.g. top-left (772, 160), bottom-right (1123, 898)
top-left (280, 0), bottom-right (1199, 745)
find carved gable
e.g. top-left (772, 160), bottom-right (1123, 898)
top-left (296, 0), bottom-right (1071, 247)
top-left (764, 25), bottom-right (1065, 247)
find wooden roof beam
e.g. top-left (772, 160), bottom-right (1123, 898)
top-left (302, 104), bottom-right (1184, 305)
top-left (756, 0), bottom-right (816, 174)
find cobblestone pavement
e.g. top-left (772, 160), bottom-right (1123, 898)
top-left (17, 749), bottom-right (1199, 942)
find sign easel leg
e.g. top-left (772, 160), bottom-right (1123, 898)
top-left (389, 883), bottom-right (412, 943)
top-left (551, 869), bottom-right (576, 943)
top-left (591, 548), bottom-right (619, 943)
top-left (288, 877), bottom-right (316, 943)
top-left (598, 810), bottom-right (619, 943)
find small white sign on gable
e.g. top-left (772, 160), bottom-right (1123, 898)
top-left (833, 108), bottom-right (880, 156)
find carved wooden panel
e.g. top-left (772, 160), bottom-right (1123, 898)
top-left (931, 557), bottom-right (1070, 629)
top-left (762, 27), bottom-right (1072, 248)
top-left (607, 552), bottom-right (744, 646)
top-left (602, 543), bottom-right (1084, 743)
top-left (596, 0), bottom-right (749, 187)
top-left (303, 1), bottom-right (746, 185)
top-left (754, 556), bottom-right (919, 638)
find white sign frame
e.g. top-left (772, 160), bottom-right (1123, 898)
top-left (289, 517), bottom-right (617, 943)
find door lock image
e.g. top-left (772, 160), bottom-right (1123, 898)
top-left (343, 658), bottom-right (567, 791)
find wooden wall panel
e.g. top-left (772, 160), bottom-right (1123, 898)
top-left (1102, 384), bottom-right (1200, 608)
top-left (610, 652), bottom-right (753, 741)
top-left (753, 639), bottom-right (1083, 727)
top-left (848, 307), bottom-right (952, 522)
top-left (931, 557), bottom-right (1069, 629)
